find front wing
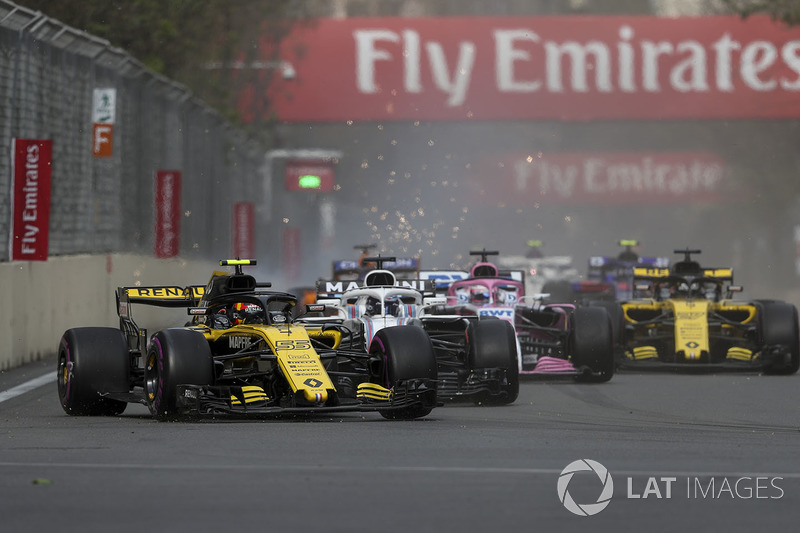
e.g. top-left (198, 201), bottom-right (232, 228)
top-left (437, 367), bottom-right (514, 401)
top-left (174, 379), bottom-right (439, 416)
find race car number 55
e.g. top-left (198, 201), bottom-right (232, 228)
top-left (275, 339), bottom-right (311, 350)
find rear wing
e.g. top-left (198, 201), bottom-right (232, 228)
top-left (418, 270), bottom-right (469, 292)
top-left (316, 278), bottom-right (435, 298)
top-left (115, 285), bottom-right (206, 351)
top-left (633, 267), bottom-right (733, 282)
top-left (116, 285), bottom-right (205, 317)
top-left (496, 269), bottom-right (525, 283)
top-left (590, 255), bottom-right (669, 268)
top-left (700, 268), bottom-right (733, 281)
top-left (632, 267), bottom-right (670, 281)
top-left (332, 257), bottom-right (421, 280)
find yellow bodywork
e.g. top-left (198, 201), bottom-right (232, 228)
top-left (621, 299), bottom-right (712, 360)
top-left (633, 267), bottom-right (669, 278)
top-left (671, 300), bottom-right (710, 360)
top-left (269, 325), bottom-right (336, 403)
top-left (622, 298), bottom-right (758, 361)
top-left (356, 382), bottom-right (392, 401)
top-left (231, 385), bottom-right (269, 405)
top-left (202, 324), bottom-right (339, 404)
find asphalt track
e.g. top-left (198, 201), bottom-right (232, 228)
top-left (1, 356), bottom-right (798, 533)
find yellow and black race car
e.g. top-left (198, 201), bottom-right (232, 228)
top-left (619, 249), bottom-right (799, 374)
top-left (57, 260), bottom-right (438, 420)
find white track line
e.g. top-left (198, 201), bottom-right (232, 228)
top-left (0, 373), bottom-right (55, 404)
top-left (0, 462), bottom-right (799, 479)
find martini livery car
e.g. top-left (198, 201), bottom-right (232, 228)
top-left (303, 256), bottom-right (520, 405)
top-left (57, 260), bottom-right (438, 420)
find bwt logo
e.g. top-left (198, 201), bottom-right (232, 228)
top-left (557, 459), bottom-right (614, 516)
top-left (478, 308), bottom-right (514, 318)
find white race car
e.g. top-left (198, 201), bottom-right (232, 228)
top-left (300, 257), bottom-right (519, 405)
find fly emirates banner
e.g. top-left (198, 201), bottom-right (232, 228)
top-left (243, 15), bottom-right (800, 122)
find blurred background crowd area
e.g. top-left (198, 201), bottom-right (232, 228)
top-left (1, 0), bottom-right (799, 302)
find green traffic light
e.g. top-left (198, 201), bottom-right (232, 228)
top-left (298, 174), bottom-right (322, 189)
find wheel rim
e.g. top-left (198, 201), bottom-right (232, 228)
top-left (57, 350), bottom-right (70, 402)
top-left (145, 352), bottom-right (159, 404)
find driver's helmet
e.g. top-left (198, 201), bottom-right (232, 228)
top-left (384, 295), bottom-right (399, 316)
top-left (470, 288), bottom-right (491, 305)
top-left (232, 302), bottom-right (265, 325)
top-left (670, 283), bottom-right (690, 297)
top-left (365, 296), bottom-right (381, 316)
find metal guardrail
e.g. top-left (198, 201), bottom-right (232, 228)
top-left (0, 0), bottom-right (266, 262)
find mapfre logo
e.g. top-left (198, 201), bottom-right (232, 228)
top-left (557, 459), bottom-right (614, 516)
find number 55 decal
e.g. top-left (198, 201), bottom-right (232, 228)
top-left (275, 339), bottom-right (311, 350)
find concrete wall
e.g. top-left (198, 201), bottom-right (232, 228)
top-left (0, 254), bottom-right (214, 371)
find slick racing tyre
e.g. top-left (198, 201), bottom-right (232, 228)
top-left (57, 327), bottom-right (129, 416)
top-left (571, 306), bottom-right (615, 383)
top-left (369, 325), bottom-right (437, 420)
top-left (145, 329), bottom-right (214, 420)
top-left (590, 300), bottom-right (626, 368)
top-left (759, 302), bottom-right (800, 375)
top-left (467, 319), bottom-right (520, 405)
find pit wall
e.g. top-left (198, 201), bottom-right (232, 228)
top-left (0, 254), bottom-right (213, 371)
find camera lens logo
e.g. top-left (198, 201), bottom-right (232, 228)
top-left (557, 459), bottom-right (614, 516)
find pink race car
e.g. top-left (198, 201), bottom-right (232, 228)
top-left (434, 250), bottom-right (615, 382)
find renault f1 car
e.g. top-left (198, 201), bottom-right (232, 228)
top-left (619, 249), bottom-right (799, 374)
top-left (57, 260), bottom-right (438, 420)
top-left (302, 256), bottom-right (520, 405)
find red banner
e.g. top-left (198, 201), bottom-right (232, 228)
top-left (467, 151), bottom-right (733, 205)
top-left (241, 15), bottom-right (800, 122)
top-left (10, 139), bottom-right (52, 261)
top-left (232, 202), bottom-right (254, 258)
top-left (154, 170), bottom-right (181, 258)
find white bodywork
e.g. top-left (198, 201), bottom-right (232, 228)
top-left (497, 255), bottom-right (580, 295)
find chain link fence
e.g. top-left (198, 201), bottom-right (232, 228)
top-left (0, 1), bottom-right (266, 263)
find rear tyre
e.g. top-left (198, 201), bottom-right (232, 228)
top-left (57, 327), bottom-right (129, 416)
top-left (571, 306), bottom-right (615, 383)
top-left (542, 280), bottom-right (574, 304)
top-left (467, 319), bottom-right (519, 405)
top-left (760, 302), bottom-right (800, 375)
top-left (145, 329), bottom-right (214, 420)
top-left (369, 326), bottom-right (437, 420)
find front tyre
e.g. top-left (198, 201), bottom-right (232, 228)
top-left (145, 329), bottom-right (214, 420)
top-left (590, 300), bottom-right (626, 368)
top-left (760, 302), bottom-right (800, 375)
top-left (57, 327), bottom-right (129, 416)
top-left (468, 319), bottom-right (519, 405)
top-left (369, 326), bottom-right (437, 420)
top-left (571, 306), bottom-right (615, 383)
